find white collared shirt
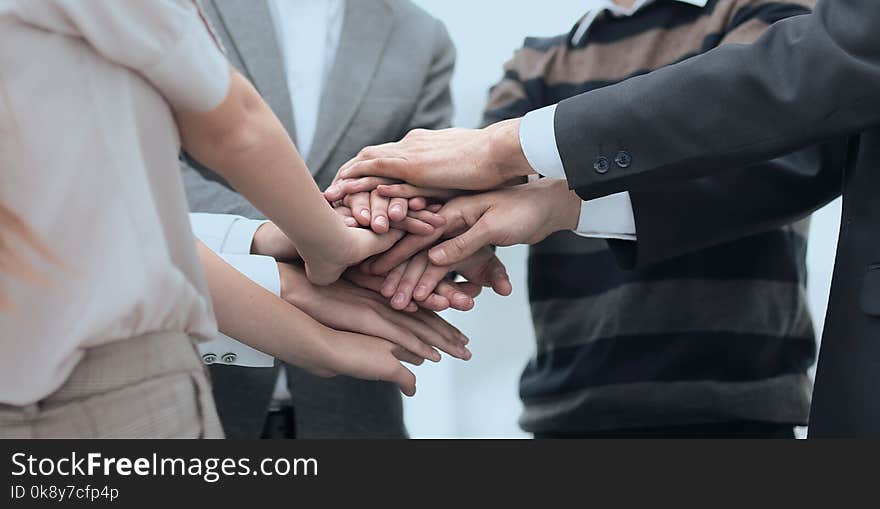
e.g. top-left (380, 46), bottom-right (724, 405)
top-left (268, 0), bottom-right (344, 159)
top-left (520, 0), bottom-right (709, 241)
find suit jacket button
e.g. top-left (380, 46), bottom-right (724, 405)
top-left (614, 150), bottom-right (632, 168)
top-left (222, 353), bottom-right (238, 364)
top-left (202, 353), bottom-right (217, 365)
top-left (593, 156), bottom-right (610, 174)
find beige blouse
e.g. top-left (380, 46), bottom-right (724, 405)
top-left (0, 0), bottom-right (230, 405)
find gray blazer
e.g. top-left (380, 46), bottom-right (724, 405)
top-left (182, 0), bottom-right (455, 438)
top-left (550, 0), bottom-right (880, 436)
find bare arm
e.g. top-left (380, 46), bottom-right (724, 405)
top-left (176, 70), bottom-right (400, 284)
top-left (196, 240), bottom-right (417, 396)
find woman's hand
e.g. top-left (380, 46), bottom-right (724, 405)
top-left (279, 263), bottom-right (472, 362)
top-left (376, 247), bottom-right (511, 311)
top-left (314, 327), bottom-right (419, 396)
top-left (326, 178), bottom-right (445, 235)
top-left (344, 264), bottom-right (483, 312)
top-left (197, 241), bottom-right (422, 396)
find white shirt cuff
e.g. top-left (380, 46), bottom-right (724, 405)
top-left (519, 104), bottom-right (566, 179)
top-left (190, 213), bottom-right (268, 255)
top-left (574, 191), bottom-right (638, 241)
top-left (197, 253), bottom-right (279, 368)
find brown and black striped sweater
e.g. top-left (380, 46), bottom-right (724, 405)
top-left (482, 0), bottom-right (818, 433)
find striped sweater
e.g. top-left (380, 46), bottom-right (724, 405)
top-left (482, 0), bottom-right (817, 433)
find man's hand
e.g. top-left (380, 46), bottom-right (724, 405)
top-left (279, 263), bottom-right (472, 362)
top-left (336, 119), bottom-right (535, 191)
top-left (366, 179), bottom-right (582, 274)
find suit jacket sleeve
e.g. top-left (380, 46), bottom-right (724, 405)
top-left (605, 0), bottom-right (849, 268)
top-left (404, 19), bottom-right (456, 130)
top-left (554, 0), bottom-right (880, 201)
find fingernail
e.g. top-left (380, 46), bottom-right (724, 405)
top-left (390, 204), bottom-right (403, 215)
top-left (344, 218), bottom-right (358, 227)
top-left (431, 351), bottom-right (441, 362)
top-left (326, 185), bottom-right (338, 196)
top-left (375, 216), bottom-right (388, 228)
top-left (462, 348), bottom-right (472, 360)
top-left (381, 284), bottom-right (395, 298)
top-left (392, 293), bottom-right (406, 307)
top-left (453, 293), bottom-right (473, 308)
top-left (413, 285), bottom-right (428, 299)
top-left (360, 209), bottom-right (371, 220)
top-left (430, 248), bottom-right (447, 264)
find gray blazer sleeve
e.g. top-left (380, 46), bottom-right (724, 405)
top-left (404, 19), bottom-right (455, 131)
top-left (181, 158), bottom-right (265, 220)
top-left (553, 0), bottom-right (880, 200)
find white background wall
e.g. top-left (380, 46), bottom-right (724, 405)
top-left (403, 0), bottom-right (841, 438)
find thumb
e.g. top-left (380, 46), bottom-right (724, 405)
top-left (388, 363), bottom-right (417, 397)
top-left (428, 220), bottom-right (493, 266)
top-left (486, 256), bottom-right (512, 296)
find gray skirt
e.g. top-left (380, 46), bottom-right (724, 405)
top-left (0, 331), bottom-right (223, 438)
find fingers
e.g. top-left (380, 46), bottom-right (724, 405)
top-left (387, 309), bottom-right (471, 361)
top-left (389, 209), bottom-right (445, 236)
top-left (417, 293), bottom-right (451, 312)
top-left (434, 281), bottom-right (475, 311)
top-left (342, 176), bottom-right (398, 196)
top-left (391, 346), bottom-right (426, 366)
top-left (351, 227), bottom-right (405, 264)
top-left (393, 364), bottom-right (417, 397)
top-left (376, 183), bottom-right (460, 200)
top-left (391, 251), bottom-right (429, 310)
top-left (412, 264), bottom-right (450, 302)
top-left (370, 190), bottom-right (391, 233)
top-left (367, 315), bottom-right (440, 363)
top-left (408, 197), bottom-right (427, 211)
top-left (380, 262), bottom-right (407, 298)
top-left (388, 197), bottom-right (408, 222)
top-left (485, 255), bottom-right (513, 296)
top-left (339, 157), bottom-right (411, 182)
top-left (428, 220), bottom-right (494, 266)
top-left (370, 228), bottom-right (442, 275)
top-left (345, 191), bottom-right (372, 227)
top-left (334, 206), bottom-right (359, 228)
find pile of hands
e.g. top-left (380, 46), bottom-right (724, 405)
top-left (254, 120), bottom-right (583, 394)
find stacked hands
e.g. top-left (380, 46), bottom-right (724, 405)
top-left (251, 120), bottom-right (583, 395)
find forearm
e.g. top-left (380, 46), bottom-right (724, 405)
top-left (196, 240), bottom-right (329, 371)
top-left (177, 70), bottom-right (349, 261)
top-left (181, 160), bottom-right (264, 219)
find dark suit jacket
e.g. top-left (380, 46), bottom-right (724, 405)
top-left (550, 0), bottom-right (880, 436)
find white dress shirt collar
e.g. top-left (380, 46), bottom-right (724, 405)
top-left (572, 0), bottom-right (709, 46)
top-left (267, 0), bottom-right (345, 159)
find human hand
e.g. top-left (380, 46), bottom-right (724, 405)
top-left (279, 263), bottom-right (472, 362)
top-left (343, 264), bottom-right (482, 313)
top-left (376, 247), bottom-right (511, 311)
top-left (336, 119), bottom-right (535, 192)
top-left (309, 326), bottom-right (420, 396)
top-left (326, 177), bottom-right (445, 235)
top-left (366, 178), bottom-right (581, 274)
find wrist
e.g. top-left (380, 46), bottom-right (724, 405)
top-left (485, 118), bottom-right (535, 184)
top-left (252, 222), bottom-right (299, 260)
top-left (545, 179), bottom-right (581, 233)
top-left (277, 262), bottom-right (311, 305)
